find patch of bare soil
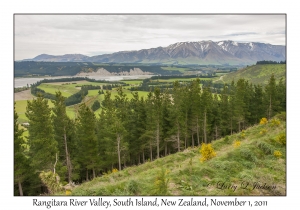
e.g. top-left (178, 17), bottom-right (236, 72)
top-left (14, 90), bottom-right (35, 101)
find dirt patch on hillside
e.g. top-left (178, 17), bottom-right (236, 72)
top-left (14, 90), bottom-right (35, 101)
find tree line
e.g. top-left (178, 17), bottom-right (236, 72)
top-left (256, 60), bottom-right (286, 64)
top-left (14, 74), bottom-right (286, 195)
top-left (14, 61), bottom-right (182, 77)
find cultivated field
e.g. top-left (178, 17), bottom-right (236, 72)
top-left (14, 90), bottom-right (35, 101)
top-left (14, 77), bottom-right (218, 123)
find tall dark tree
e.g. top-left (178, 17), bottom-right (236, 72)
top-left (171, 81), bottom-right (185, 152)
top-left (153, 87), bottom-right (163, 159)
top-left (200, 86), bottom-right (213, 143)
top-left (113, 86), bottom-right (129, 170)
top-left (161, 88), bottom-right (174, 156)
top-left (14, 103), bottom-right (28, 196)
top-left (189, 79), bottom-right (201, 147)
top-left (219, 84), bottom-right (231, 136)
top-left (264, 74), bottom-right (279, 119)
top-left (277, 77), bottom-right (286, 113)
top-left (26, 95), bottom-right (58, 173)
top-left (52, 91), bottom-right (73, 183)
top-left (77, 103), bottom-right (99, 179)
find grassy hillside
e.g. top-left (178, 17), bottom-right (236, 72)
top-left (215, 64), bottom-right (286, 85)
top-left (70, 115), bottom-right (286, 196)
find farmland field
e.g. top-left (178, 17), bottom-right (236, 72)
top-left (15, 77), bottom-right (211, 122)
top-left (15, 99), bottom-right (54, 123)
top-left (161, 66), bottom-right (190, 73)
top-left (121, 80), bottom-right (143, 85)
top-left (37, 83), bottom-right (80, 97)
top-left (37, 80), bottom-right (110, 97)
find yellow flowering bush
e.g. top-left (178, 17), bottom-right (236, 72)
top-left (260, 128), bottom-right (267, 135)
top-left (199, 143), bottom-right (216, 162)
top-left (65, 189), bottom-right (72, 195)
top-left (274, 150), bottom-right (282, 158)
top-left (276, 133), bottom-right (286, 145)
top-left (233, 140), bottom-right (241, 148)
top-left (112, 168), bottom-right (119, 173)
top-left (260, 117), bottom-right (268, 125)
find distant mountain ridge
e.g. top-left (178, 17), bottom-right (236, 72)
top-left (24, 40), bottom-right (286, 65)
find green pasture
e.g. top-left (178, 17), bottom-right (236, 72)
top-left (161, 66), bottom-right (190, 73)
top-left (37, 81), bottom-right (110, 97)
top-left (221, 64), bottom-right (286, 85)
top-left (15, 99), bottom-right (54, 123)
top-left (37, 83), bottom-right (80, 97)
top-left (121, 80), bottom-right (143, 85)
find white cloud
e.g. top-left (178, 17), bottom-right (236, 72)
top-left (14, 14), bottom-right (286, 60)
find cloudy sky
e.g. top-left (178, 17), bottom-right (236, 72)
top-left (14, 14), bottom-right (286, 60)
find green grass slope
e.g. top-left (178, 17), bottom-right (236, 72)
top-left (71, 115), bottom-right (286, 196)
top-left (216, 64), bottom-right (286, 85)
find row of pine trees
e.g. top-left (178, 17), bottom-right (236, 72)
top-left (14, 75), bottom-right (286, 195)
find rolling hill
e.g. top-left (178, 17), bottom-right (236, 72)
top-left (215, 64), bottom-right (286, 85)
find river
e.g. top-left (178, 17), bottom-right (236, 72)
top-left (14, 75), bottom-right (153, 88)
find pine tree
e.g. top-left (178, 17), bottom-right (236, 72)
top-left (52, 91), bottom-right (73, 184)
top-left (113, 86), bottom-right (129, 170)
top-left (234, 79), bottom-right (247, 132)
top-left (189, 79), bottom-right (201, 147)
top-left (277, 77), bottom-right (286, 113)
top-left (265, 74), bottom-right (279, 119)
top-left (219, 84), bottom-right (231, 136)
top-left (128, 92), bottom-right (147, 164)
top-left (251, 84), bottom-right (265, 123)
top-left (144, 91), bottom-right (157, 161)
top-left (161, 88), bottom-right (174, 156)
top-left (14, 103), bottom-right (28, 196)
top-left (77, 103), bottom-right (99, 179)
top-left (171, 81), bottom-right (185, 152)
top-left (200, 86), bottom-right (213, 143)
top-left (153, 87), bottom-right (163, 159)
top-left (25, 95), bottom-right (58, 173)
top-left (211, 94), bottom-right (221, 140)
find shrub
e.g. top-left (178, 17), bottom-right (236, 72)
top-left (276, 133), bottom-right (286, 145)
top-left (126, 180), bottom-right (139, 195)
top-left (260, 117), bottom-right (268, 125)
top-left (270, 118), bottom-right (281, 127)
top-left (224, 136), bottom-right (230, 144)
top-left (153, 168), bottom-right (170, 195)
top-left (199, 143), bottom-right (216, 162)
top-left (112, 168), bottom-right (119, 173)
top-left (240, 130), bottom-right (246, 139)
top-left (257, 141), bottom-right (274, 155)
top-left (65, 189), bottom-right (72, 195)
top-left (274, 150), bottom-right (282, 158)
top-left (260, 128), bottom-right (267, 135)
top-left (239, 148), bottom-right (257, 162)
top-left (39, 171), bottom-right (63, 194)
top-left (276, 112), bottom-right (286, 121)
top-left (233, 140), bottom-right (241, 148)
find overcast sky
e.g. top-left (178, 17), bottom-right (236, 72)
top-left (14, 14), bottom-right (286, 60)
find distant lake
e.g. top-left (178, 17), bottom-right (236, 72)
top-left (14, 75), bottom-right (153, 88)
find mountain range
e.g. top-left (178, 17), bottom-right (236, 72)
top-left (24, 40), bottom-right (286, 65)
